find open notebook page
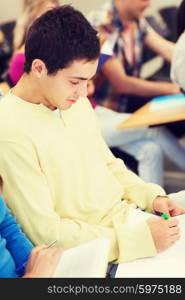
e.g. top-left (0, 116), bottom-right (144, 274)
top-left (53, 237), bottom-right (110, 278)
top-left (116, 208), bottom-right (185, 278)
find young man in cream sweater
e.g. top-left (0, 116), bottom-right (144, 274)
top-left (0, 5), bottom-right (184, 264)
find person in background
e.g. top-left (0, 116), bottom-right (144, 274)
top-left (0, 6), bottom-right (184, 266)
top-left (86, 0), bottom-right (185, 186)
top-left (171, 0), bottom-right (185, 92)
top-left (88, 0), bottom-right (180, 113)
top-left (176, 0), bottom-right (185, 39)
top-left (0, 192), bottom-right (63, 278)
top-left (168, 0), bottom-right (185, 207)
top-left (0, 27), bottom-right (12, 80)
top-left (88, 79), bottom-right (185, 186)
top-left (8, 0), bottom-right (60, 86)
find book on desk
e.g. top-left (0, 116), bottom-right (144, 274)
top-left (150, 93), bottom-right (185, 111)
top-left (118, 93), bottom-right (185, 129)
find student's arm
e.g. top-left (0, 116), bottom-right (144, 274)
top-left (0, 135), bottom-right (163, 263)
top-left (0, 196), bottom-right (33, 268)
top-left (95, 131), bottom-right (182, 259)
top-left (0, 195), bottom-right (62, 278)
top-left (144, 25), bottom-right (175, 62)
top-left (95, 131), bottom-right (166, 212)
top-left (102, 56), bottom-right (180, 97)
top-left (0, 128), bottom-right (179, 263)
top-left (0, 137), bottom-right (120, 262)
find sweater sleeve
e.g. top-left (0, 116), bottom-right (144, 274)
top-left (96, 132), bottom-right (166, 212)
top-left (0, 138), bottom-right (120, 262)
top-left (0, 122), bottom-right (163, 262)
top-left (0, 135), bottom-right (159, 263)
top-left (0, 195), bottom-right (33, 268)
top-left (84, 97), bottom-right (166, 213)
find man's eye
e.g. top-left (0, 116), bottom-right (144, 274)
top-left (70, 81), bottom-right (79, 85)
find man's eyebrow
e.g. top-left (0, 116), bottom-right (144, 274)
top-left (69, 76), bottom-right (92, 80)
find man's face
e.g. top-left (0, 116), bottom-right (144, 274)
top-left (38, 59), bottom-right (98, 110)
top-left (123, 0), bottom-right (151, 19)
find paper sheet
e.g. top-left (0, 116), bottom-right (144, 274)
top-left (116, 208), bottom-right (185, 278)
top-left (53, 237), bottom-right (110, 278)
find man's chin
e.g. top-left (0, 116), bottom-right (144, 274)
top-left (61, 103), bottom-right (73, 110)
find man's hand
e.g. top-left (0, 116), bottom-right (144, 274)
top-left (23, 245), bottom-right (63, 278)
top-left (147, 217), bottom-right (180, 252)
top-left (153, 196), bottom-right (185, 217)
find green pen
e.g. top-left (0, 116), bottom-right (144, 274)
top-left (161, 213), bottom-right (170, 220)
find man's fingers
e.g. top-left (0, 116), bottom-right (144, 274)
top-left (30, 244), bottom-right (47, 256)
top-left (169, 233), bottom-right (181, 244)
top-left (167, 218), bottom-right (179, 227)
top-left (169, 226), bottom-right (180, 236)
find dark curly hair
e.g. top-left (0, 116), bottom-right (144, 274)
top-left (24, 5), bottom-right (100, 74)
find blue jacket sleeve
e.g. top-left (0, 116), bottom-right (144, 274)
top-left (0, 195), bottom-right (33, 268)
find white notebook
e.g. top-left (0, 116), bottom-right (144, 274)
top-left (116, 208), bottom-right (185, 278)
top-left (53, 237), bottom-right (110, 278)
top-left (150, 94), bottom-right (185, 111)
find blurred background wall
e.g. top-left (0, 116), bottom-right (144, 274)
top-left (0, 0), bottom-right (182, 23)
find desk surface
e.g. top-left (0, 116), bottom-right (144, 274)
top-left (117, 102), bottom-right (185, 130)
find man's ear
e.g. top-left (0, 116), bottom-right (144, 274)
top-left (31, 59), bottom-right (47, 77)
